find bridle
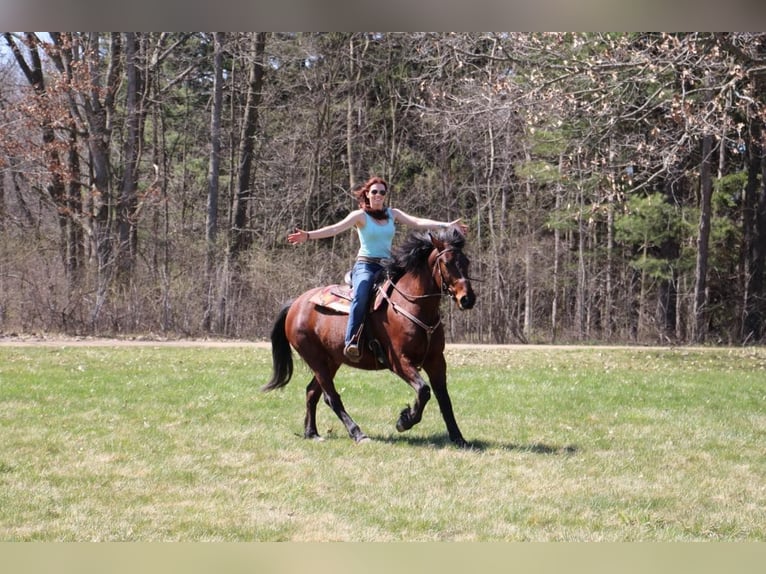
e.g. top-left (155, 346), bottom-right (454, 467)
top-left (386, 247), bottom-right (464, 303)
top-left (432, 247), bottom-right (467, 303)
top-left (378, 246), bottom-right (468, 363)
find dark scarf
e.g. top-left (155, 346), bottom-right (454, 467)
top-left (365, 207), bottom-right (389, 221)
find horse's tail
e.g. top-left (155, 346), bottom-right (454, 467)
top-left (261, 302), bottom-right (294, 392)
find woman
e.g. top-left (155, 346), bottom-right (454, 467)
top-left (288, 176), bottom-right (467, 362)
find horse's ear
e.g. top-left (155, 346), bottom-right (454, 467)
top-left (429, 232), bottom-right (446, 251)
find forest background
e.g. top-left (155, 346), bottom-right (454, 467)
top-left (1, 32), bottom-right (765, 345)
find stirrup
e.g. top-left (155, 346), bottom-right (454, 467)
top-left (344, 342), bottom-right (361, 362)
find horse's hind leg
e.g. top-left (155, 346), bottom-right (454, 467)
top-left (304, 377), bottom-right (322, 440)
top-left (322, 384), bottom-right (369, 443)
top-left (308, 364), bottom-right (368, 443)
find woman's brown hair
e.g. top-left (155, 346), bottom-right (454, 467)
top-left (353, 176), bottom-right (389, 221)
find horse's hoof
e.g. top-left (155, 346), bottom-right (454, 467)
top-left (396, 406), bottom-right (412, 432)
top-left (355, 435), bottom-right (371, 444)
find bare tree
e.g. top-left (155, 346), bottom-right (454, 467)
top-left (203, 32), bottom-right (225, 333)
top-left (230, 32), bottom-right (266, 258)
top-left (3, 33), bottom-right (79, 283)
top-left (116, 32), bottom-right (142, 282)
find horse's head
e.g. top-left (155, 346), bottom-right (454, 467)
top-left (429, 230), bottom-right (476, 310)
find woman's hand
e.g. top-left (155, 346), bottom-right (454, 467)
top-left (450, 218), bottom-right (469, 236)
top-left (287, 228), bottom-right (310, 245)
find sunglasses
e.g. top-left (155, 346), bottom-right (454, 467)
top-left (369, 188), bottom-right (387, 196)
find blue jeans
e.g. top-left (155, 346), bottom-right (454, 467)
top-left (345, 260), bottom-right (383, 347)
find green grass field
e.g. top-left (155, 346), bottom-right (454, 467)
top-left (0, 343), bottom-right (764, 541)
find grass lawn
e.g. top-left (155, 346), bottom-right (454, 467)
top-left (0, 342), bottom-right (764, 540)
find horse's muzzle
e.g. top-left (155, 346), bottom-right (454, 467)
top-left (458, 292), bottom-right (476, 310)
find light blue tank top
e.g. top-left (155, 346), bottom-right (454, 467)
top-left (356, 209), bottom-right (395, 259)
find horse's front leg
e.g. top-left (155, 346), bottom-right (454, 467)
top-left (393, 364), bottom-right (431, 433)
top-left (422, 353), bottom-right (468, 447)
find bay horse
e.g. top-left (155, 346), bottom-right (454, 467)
top-left (262, 228), bottom-right (476, 447)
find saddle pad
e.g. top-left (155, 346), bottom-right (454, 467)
top-left (310, 285), bottom-right (353, 314)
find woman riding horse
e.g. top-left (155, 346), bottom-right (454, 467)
top-left (266, 222), bottom-right (476, 447)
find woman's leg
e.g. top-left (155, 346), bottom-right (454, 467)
top-left (344, 262), bottom-right (379, 360)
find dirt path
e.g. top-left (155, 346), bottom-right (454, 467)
top-left (0, 335), bottom-right (270, 348)
top-left (0, 334), bottom-right (688, 352)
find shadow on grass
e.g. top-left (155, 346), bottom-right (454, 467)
top-left (367, 432), bottom-right (579, 455)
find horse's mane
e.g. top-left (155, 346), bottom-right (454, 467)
top-left (385, 228), bottom-right (466, 278)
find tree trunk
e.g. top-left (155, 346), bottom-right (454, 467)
top-left (692, 131), bottom-right (714, 343)
top-left (231, 32), bottom-right (266, 258)
top-left (0, 160), bottom-right (5, 236)
top-left (576, 183), bottom-right (587, 339)
top-left (551, 187), bottom-right (561, 343)
top-left (754, 151), bottom-right (766, 341)
top-left (203, 32), bottom-right (225, 333)
top-left (65, 122), bottom-right (84, 291)
top-left (346, 35), bottom-right (359, 188)
top-left (743, 114), bottom-right (766, 342)
top-left (84, 33), bottom-right (121, 329)
top-left (117, 32), bottom-right (142, 283)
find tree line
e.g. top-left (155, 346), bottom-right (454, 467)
top-left (1, 32), bottom-right (765, 345)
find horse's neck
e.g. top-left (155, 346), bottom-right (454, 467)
top-left (391, 268), bottom-right (441, 311)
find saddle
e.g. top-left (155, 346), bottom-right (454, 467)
top-left (308, 283), bottom-right (388, 315)
top-left (308, 271), bottom-right (390, 316)
top-left (309, 274), bottom-right (392, 367)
